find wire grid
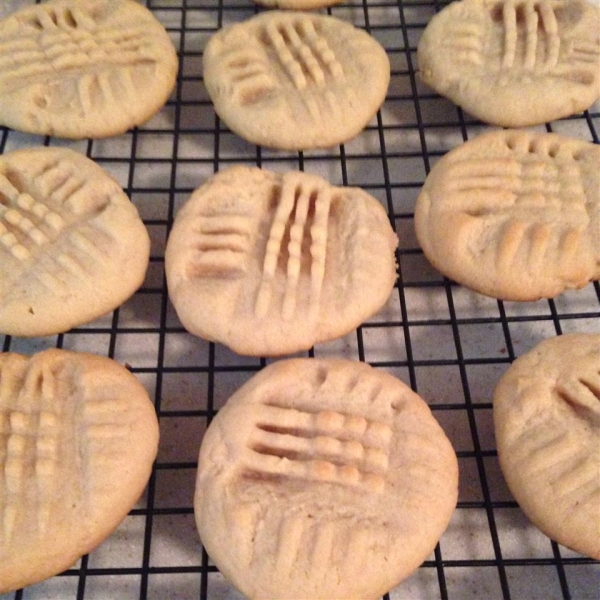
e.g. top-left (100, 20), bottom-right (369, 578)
top-left (1, 0), bottom-right (599, 598)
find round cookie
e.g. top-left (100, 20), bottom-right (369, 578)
top-left (414, 130), bottom-right (600, 301)
top-left (493, 334), bottom-right (600, 559)
top-left (0, 146), bottom-right (151, 337)
top-left (202, 11), bottom-right (390, 150)
top-left (194, 358), bottom-right (458, 600)
top-left (0, 0), bottom-right (178, 139)
top-left (0, 348), bottom-right (159, 593)
top-left (165, 166), bottom-right (398, 356)
top-left (417, 0), bottom-right (600, 127)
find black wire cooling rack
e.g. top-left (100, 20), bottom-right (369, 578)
top-left (1, 0), bottom-right (600, 599)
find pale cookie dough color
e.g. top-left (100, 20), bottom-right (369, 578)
top-left (0, 349), bottom-right (159, 593)
top-left (0, 0), bottom-right (178, 139)
top-left (417, 0), bottom-right (600, 127)
top-left (195, 359), bottom-right (458, 600)
top-left (0, 147), bottom-right (150, 337)
top-left (202, 12), bottom-right (390, 150)
top-left (493, 334), bottom-right (600, 559)
top-left (414, 130), bottom-right (600, 301)
top-left (165, 166), bottom-right (398, 356)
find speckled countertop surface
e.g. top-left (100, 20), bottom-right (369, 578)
top-left (1, 0), bottom-right (599, 599)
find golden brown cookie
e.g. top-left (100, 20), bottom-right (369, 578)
top-left (0, 0), bottom-right (178, 139)
top-left (202, 11), bottom-right (390, 150)
top-left (195, 358), bottom-right (458, 599)
top-left (414, 130), bottom-right (600, 300)
top-left (0, 348), bottom-right (159, 593)
top-left (165, 166), bottom-right (398, 356)
top-left (493, 334), bottom-right (600, 559)
top-left (0, 147), bottom-right (150, 337)
top-left (417, 0), bottom-right (600, 127)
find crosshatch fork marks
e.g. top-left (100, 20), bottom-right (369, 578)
top-left (569, 38), bottom-right (600, 66)
top-left (31, 158), bottom-right (111, 214)
top-left (441, 0), bottom-right (600, 82)
top-left (504, 375), bottom-right (600, 513)
top-left (255, 175), bottom-right (331, 321)
top-left (443, 150), bottom-right (594, 273)
top-left (445, 23), bottom-right (484, 66)
top-left (81, 395), bottom-right (137, 474)
top-left (244, 511), bottom-right (372, 581)
top-left (0, 3), bottom-right (162, 117)
top-left (271, 516), bottom-right (343, 580)
top-left (220, 48), bottom-right (278, 107)
top-left (486, 0), bottom-right (600, 82)
top-left (0, 13), bottom-right (159, 84)
top-left (493, 0), bottom-right (561, 70)
top-left (446, 157), bottom-right (587, 207)
top-left (18, 3), bottom-right (95, 33)
top-left (262, 18), bottom-right (345, 91)
top-left (0, 360), bottom-right (63, 545)
top-left (509, 428), bottom-right (599, 509)
top-left (555, 371), bottom-right (600, 423)
top-left (0, 41), bottom-right (155, 89)
top-left (0, 159), bottom-right (114, 296)
top-left (244, 403), bottom-right (392, 493)
top-left (187, 213), bottom-right (254, 279)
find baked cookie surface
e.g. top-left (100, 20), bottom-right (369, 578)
top-left (0, 348), bottom-right (159, 593)
top-left (0, 0), bottom-right (178, 139)
top-left (202, 11), bottom-right (390, 150)
top-left (195, 358), bottom-right (458, 600)
top-left (0, 146), bottom-right (150, 337)
top-left (165, 166), bottom-right (398, 356)
top-left (414, 130), bottom-right (600, 301)
top-left (417, 0), bottom-right (600, 127)
top-left (493, 334), bottom-right (600, 559)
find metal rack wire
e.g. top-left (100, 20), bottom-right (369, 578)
top-left (1, 0), bottom-right (599, 598)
